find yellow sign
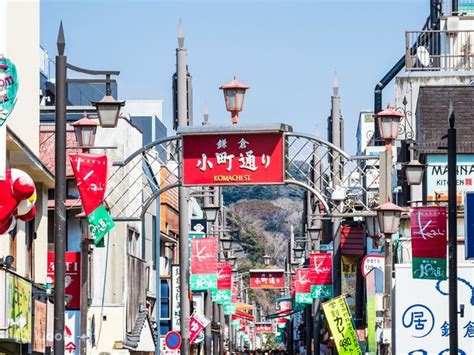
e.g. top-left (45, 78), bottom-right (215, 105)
top-left (7, 274), bottom-right (32, 343)
top-left (322, 295), bottom-right (361, 355)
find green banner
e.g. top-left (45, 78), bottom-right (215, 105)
top-left (223, 302), bottom-right (237, 316)
top-left (212, 289), bottom-right (232, 304)
top-left (88, 205), bottom-right (115, 246)
top-left (412, 257), bottom-right (447, 280)
top-left (311, 284), bottom-right (333, 299)
top-left (295, 292), bottom-right (313, 304)
top-left (190, 274), bottom-right (217, 291)
top-left (322, 296), bottom-right (362, 355)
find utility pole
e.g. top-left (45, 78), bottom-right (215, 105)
top-left (447, 103), bottom-right (458, 355)
top-left (177, 21), bottom-right (191, 355)
top-left (54, 22), bottom-right (67, 355)
top-left (329, 73), bottom-right (343, 296)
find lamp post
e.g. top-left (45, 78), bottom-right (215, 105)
top-left (404, 159), bottom-right (426, 186)
top-left (365, 215), bottom-right (381, 248)
top-left (54, 23), bottom-right (122, 354)
top-left (263, 254), bottom-right (271, 266)
top-left (219, 75), bottom-right (249, 124)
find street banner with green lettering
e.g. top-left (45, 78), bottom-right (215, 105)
top-left (294, 268), bottom-right (313, 305)
top-left (322, 295), bottom-right (362, 355)
top-left (88, 205), bottom-right (115, 246)
top-left (190, 237), bottom-right (218, 291)
top-left (411, 206), bottom-right (447, 280)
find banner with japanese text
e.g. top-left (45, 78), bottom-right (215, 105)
top-left (255, 322), bottom-right (273, 333)
top-left (189, 312), bottom-right (210, 344)
top-left (69, 153), bottom-right (114, 246)
top-left (294, 268), bottom-right (313, 304)
top-left (47, 251), bottom-right (81, 309)
top-left (213, 262), bottom-right (232, 304)
top-left (182, 132), bottom-right (284, 186)
top-left (341, 255), bottom-right (358, 315)
top-left (249, 269), bottom-right (285, 289)
top-left (190, 237), bottom-right (218, 291)
top-left (411, 206), bottom-right (447, 280)
top-left (322, 295), bottom-right (362, 355)
top-left (309, 253), bottom-right (333, 299)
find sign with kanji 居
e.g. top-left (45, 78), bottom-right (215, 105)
top-left (47, 252), bottom-right (81, 309)
top-left (309, 253), bottom-right (333, 299)
top-left (182, 132), bottom-right (284, 186)
top-left (249, 269), bottom-right (285, 289)
top-left (411, 206), bottom-right (447, 280)
top-left (0, 57), bottom-right (19, 126)
top-left (395, 264), bottom-right (474, 354)
top-left (322, 295), bottom-right (362, 355)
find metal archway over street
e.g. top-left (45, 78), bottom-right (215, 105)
top-left (105, 123), bottom-right (379, 221)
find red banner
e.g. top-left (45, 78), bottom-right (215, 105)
top-left (309, 253), bottom-right (332, 285)
top-left (189, 313), bottom-right (209, 344)
top-left (217, 262), bottom-right (232, 290)
top-left (182, 133), bottom-right (284, 186)
top-left (69, 153), bottom-right (108, 215)
top-left (290, 277), bottom-right (296, 298)
top-left (47, 252), bottom-right (80, 309)
top-left (232, 282), bottom-right (238, 303)
top-left (294, 268), bottom-right (312, 293)
top-left (411, 206), bottom-right (447, 280)
top-left (249, 270), bottom-right (285, 289)
top-left (191, 238), bottom-right (218, 274)
top-left (255, 322), bottom-right (273, 333)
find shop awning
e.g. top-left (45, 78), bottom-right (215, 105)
top-left (232, 309), bottom-right (255, 322)
top-left (236, 302), bottom-right (253, 311)
top-left (340, 225), bottom-right (365, 256)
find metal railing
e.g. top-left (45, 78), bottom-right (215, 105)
top-left (405, 29), bottom-right (474, 71)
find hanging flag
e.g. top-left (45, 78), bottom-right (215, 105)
top-left (294, 268), bottom-right (313, 304)
top-left (189, 312), bottom-right (210, 344)
top-left (322, 295), bottom-right (362, 355)
top-left (213, 262), bottom-right (232, 304)
top-left (309, 253), bottom-right (333, 299)
top-left (69, 153), bottom-right (114, 246)
top-left (190, 237), bottom-right (218, 291)
top-left (411, 206), bottom-right (447, 280)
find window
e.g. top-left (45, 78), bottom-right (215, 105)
top-left (127, 228), bottom-right (140, 257)
top-left (66, 179), bottom-right (80, 199)
top-left (160, 279), bottom-right (171, 336)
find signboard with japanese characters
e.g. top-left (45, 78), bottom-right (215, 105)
top-left (249, 269), bottom-right (285, 289)
top-left (47, 252), bottom-right (81, 309)
top-left (322, 295), bottom-right (362, 355)
top-left (255, 322), bottom-right (273, 333)
top-left (171, 265), bottom-right (181, 331)
top-left (213, 262), bottom-right (232, 304)
top-left (189, 312), bottom-right (210, 344)
top-left (64, 311), bottom-right (79, 354)
top-left (426, 154), bottom-right (474, 204)
top-left (190, 238), bottom-right (218, 291)
top-left (465, 192), bottom-right (474, 260)
top-left (410, 206), bottom-right (447, 280)
top-left (395, 264), bottom-right (474, 354)
top-left (309, 253), bottom-right (333, 299)
top-left (182, 133), bottom-right (284, 186)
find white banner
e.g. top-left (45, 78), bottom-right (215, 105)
top-left (395, 264), bottom-right (474, 354)
top-left (171, 265), bottom-right (181, 331)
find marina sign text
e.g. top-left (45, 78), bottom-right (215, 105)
top-left (182, 133), bottom-right (284, 186)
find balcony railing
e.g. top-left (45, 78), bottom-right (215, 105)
top-left (405, 29), bottom-right (474, 71)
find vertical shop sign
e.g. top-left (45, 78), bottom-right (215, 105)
top-left (322, 295), bottom-right (362, 355)
top-left (171, 265), bottom-right (181, 331)
top-left (411, 206), bottom-right (447, 280)
top-left (47, 251), bottom-right (81, 309)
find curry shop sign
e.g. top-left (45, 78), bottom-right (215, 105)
top-left (181, 127), bottom-right (286, 186)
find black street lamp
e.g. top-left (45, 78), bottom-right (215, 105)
top-left (220, 236), bottom-right (234, 252)
top-left (54, 22), bottom-right (122, 355)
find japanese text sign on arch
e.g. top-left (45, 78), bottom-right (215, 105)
top-left (249, 270), bottom-right (285, 289)
top-left (322, 295), bottom-right (362, 355)
top-left (182, 132), bottom-right (284, 186)
top-left (410, 206), bottom-right (447, 280)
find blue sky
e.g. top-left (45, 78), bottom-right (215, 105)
top-left (41, 0), bottom-right (428, 154)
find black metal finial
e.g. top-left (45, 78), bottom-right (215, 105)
top-left (448, 100), bottom-right (455, 129)
top-left (402, 95), bottom-right (408, 106)
top-left (57, 21), bottom-right (65, 55)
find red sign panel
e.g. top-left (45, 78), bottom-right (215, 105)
top-left (182, 133), bottom-right (284, 186)
top-left (249, 270), bottom-right (285, 289)
top-left (232, 282), bottom-right (238, 303)
top-left (217, 262), bottom-right (232, 290)
top-left (309, 253), bottom-right (332, 285)
top-left (47, 252), bottom-right (81, 309)
top-left (191, 238), bottom-right (218, 274)
top-left (189, 314), bottom-right (206, 344)
top-left (294, 268), bottom-right (312, 293)
top-left (411, 206), bottom-right (447, 258)
top-left (69, 153), bottom-right (108, 215)
top-left (255, 322), bottom-right (273, 333)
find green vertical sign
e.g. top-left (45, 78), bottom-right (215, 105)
top-left (88, 205), bottom-right (115, 246)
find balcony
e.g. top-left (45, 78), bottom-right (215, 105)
top-left (405, 29), bottom-right (474, 71)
